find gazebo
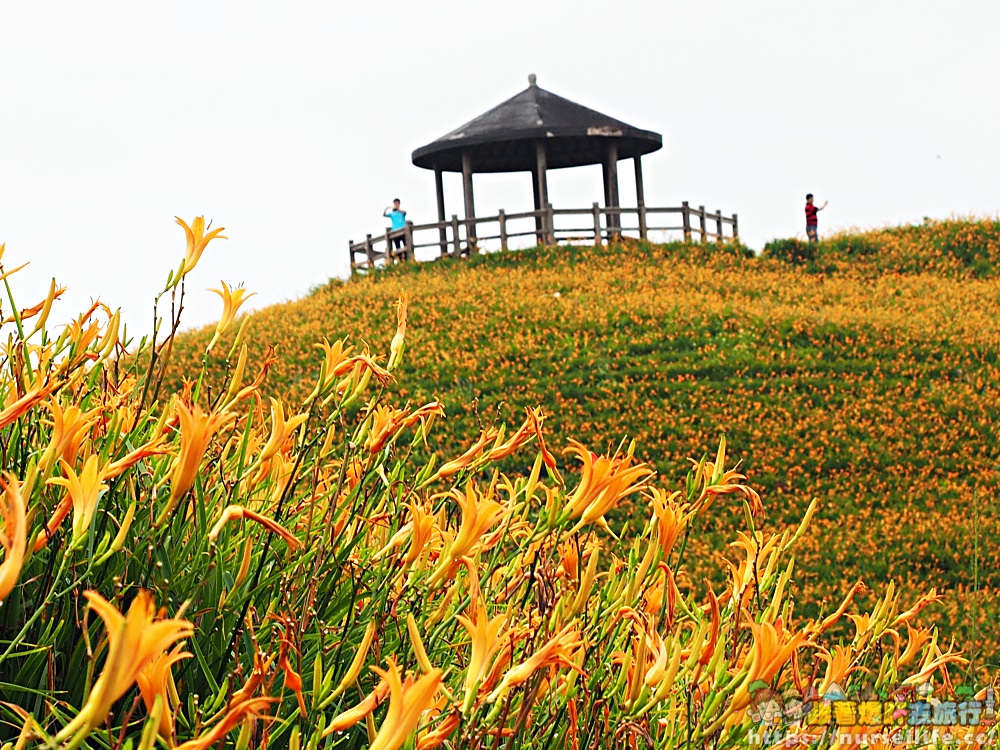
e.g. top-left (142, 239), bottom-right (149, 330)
top-left (411, 74), bottom-right (663, 245)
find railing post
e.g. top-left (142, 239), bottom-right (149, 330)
top-left (698, 205), bottom-right (707, 244)
top-left (349, 240), bottom-right (356, 275)
top-left (681, 201), bottom-right (691, 243)
top-left (732, 213), bottom-right (739, 241)
top-left (498, 209), bottom-right (508, 251)
top-left (384, 228), bottom-right (394, 261)
top-left (715, 210), bottom-right (723, 242)
top-left (451, 214), bottom-right (461, 257)
top-left (545, 203), bottom-right (554, 245)
top-left (365, 234), bottom-right (374, 269)
top-left (592, 203), bottom-right (602, 246)
top-left (403, 221), bottom-right (414, 261)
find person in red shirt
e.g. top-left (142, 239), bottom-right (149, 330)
top-left (805, 193), bottom-right (828, 243)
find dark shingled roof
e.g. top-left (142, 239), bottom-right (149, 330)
top-left (412, 78), bottom-right (662, 173)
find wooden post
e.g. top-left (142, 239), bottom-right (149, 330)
top-left (434, 165), bottom-right (447, 258)
top-left (498, 209), bottom-right (508, 251)
top-left (365, 234), bottom-right (374, 269)
top-left (732, 213), bottom-right (739, 241)
top-left (535, 141), bottom-right (550, 244)
top-left (603, 142), bottom-right (620, 240)
top-left (681, 201), bottom-right (691, 243)
top-left (461, 151), bottom-right (477, 250)
top-left (544, 204), bottom-right (555, 246)
top-left (715, 210), bottom-right (724, 242)
top-left (634, 154), bottom-right (647, 240)
top-left (592, 202), bottom-right (602, 246)
top-left (451, 214), bottom-right (461, 257)
top-left (404, 220), bottom-right (414, 260)
top-left (531, 168), bottom-right (543, 245)
top-left (349, 240), bottom-right (356, 275)
top-left (385, 228), bottom-right (394, 261)
top-left (698, 205), bottom-right (707, 243)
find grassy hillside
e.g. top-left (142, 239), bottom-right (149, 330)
top-left (170, 218), bottom-right (1000, 664)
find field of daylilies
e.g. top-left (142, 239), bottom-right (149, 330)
top-left (0, 217), bottom-right (997, 749)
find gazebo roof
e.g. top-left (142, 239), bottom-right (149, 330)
top-left (411, 75), bottom-right (662, 173)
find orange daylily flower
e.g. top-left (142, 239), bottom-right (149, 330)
top-left (258, 398), bottom-right (309, 462)
top-left (206, 281), bottom-right (256, 351)
top-left (162, 400), bottom-right (237, 523)
top-left (487, 623), bottom-right (583, 702)
top-left (208, 505), bottom-right (301, 551)
top-left (369, 659), bottom-right (443, 750)
top-left (311, 338), bottom-right (391, 400)
top-left (426, 428), bottom-right (499, 484)
top-left (43, 456), bottom-right (108, 548)
top-left (55, 590), bottom-right (194, 744)
top-left (174, 697), bottom-right (274, 750)
top-left (731, 619), bottom-right (809, 711)
top-left (366, 405), bottom-right (409, 455)
top-left (562, 439), bottom-right (654, 534)
top-left (455, 566), bottom-right (513, 708)
top-left (276, 622), bottom-right (307, 717)
top-left (690, 437), bottom-right (763, 516)
top-left (897, 624), bottom-right (934, 667)
top-left (387, 292), bottom-right (408, 371)
top-left (428, 483), bottom-right (508, 586)
top-left (416, 712), bottom-right (461, 750)
top-left (0, 475), bottom-right (28, 604)
top-left (649, 488), bottom-right (688, 558)
top-left (101, 435), bottom-right (173, 480)
top-left (41, 399), bottom-right (99, 470)
top-left (175, 216), bottom-right (226, 278)
top-left (323, 678), bottom-right (391, 737)
top-left (136, 644), bottom-right (191, 745)
top-left (0, 381), bottom-right (53, 431)
top-left (484, 409), bottom-right (540, 462)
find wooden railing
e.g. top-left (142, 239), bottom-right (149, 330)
top-left (348, 201), bottom-right (738, 272)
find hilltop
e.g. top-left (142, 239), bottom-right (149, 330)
top-left (169, 218), bottom-right (1000, 660)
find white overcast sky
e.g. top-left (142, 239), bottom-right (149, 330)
top-left (1, 1), bottom-right (998, 337)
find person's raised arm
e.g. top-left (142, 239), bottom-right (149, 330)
top-left (819, 200), bottom-right (829, 211)
top-left (384, 206), bottom-right (392, 217)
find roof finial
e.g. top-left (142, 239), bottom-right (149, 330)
top-left (528, 73), bottom-right (537, 87)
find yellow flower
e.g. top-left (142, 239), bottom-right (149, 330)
top-left (162, 400), bottom-right (237, 524)
top-left (0, 475), bottom-right (28, 604)
top-left (45, 456), bottom-right (108, 548)
top-left (175, 216), bottom-right (226, 279)
top-left (369, 659), bottom-right (443, 750)
top-left (55, 591), bottom-right (194, 744)
top-left (206, 281), bottom-right (256, 351)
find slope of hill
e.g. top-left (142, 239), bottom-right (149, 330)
top-left (170, 219), bottom-right (1000, 660)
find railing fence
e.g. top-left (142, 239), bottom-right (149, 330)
top-left (349, 201), bottom-right (738, 272)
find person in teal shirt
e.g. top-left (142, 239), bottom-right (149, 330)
top-left (383, 198), bottom-right (408, 258)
